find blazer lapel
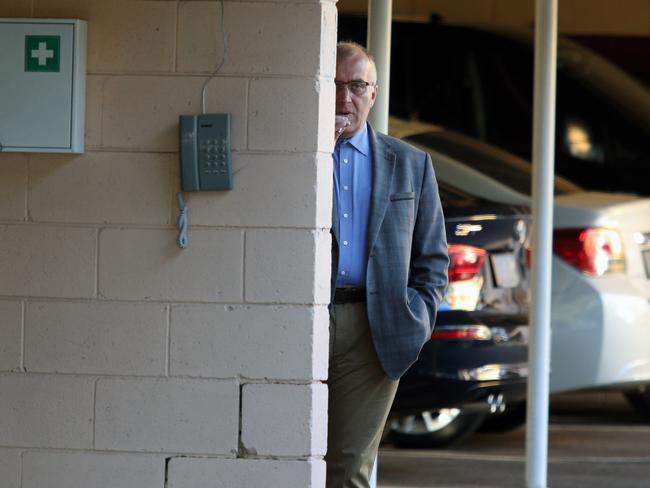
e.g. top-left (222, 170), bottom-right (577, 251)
top-left (366, 125), bottom-right (396, 255)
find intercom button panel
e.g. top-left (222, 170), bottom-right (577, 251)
top-left (179, 113), bottom-right (233, 191)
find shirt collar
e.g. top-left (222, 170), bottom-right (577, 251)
top-left (339, 123), bottom-right (370, 157)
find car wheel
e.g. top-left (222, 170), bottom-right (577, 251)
top-left (478, 400), bottom-right (527, 432)
top-left (624, 387), bottom-right (650, 420)
top-left (388, 408), bottom-right (487, 448)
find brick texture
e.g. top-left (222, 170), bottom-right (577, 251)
top-left (101, 76), bottom-right (247, 151)
top-left (34, 0), bottom-right (177, 72)
top-left (0, 225), bottom-right (96, 298)
top-left (29, 152), bottom-right (174, 225)
top-left (22, 452), bottom-right (164, 488)
top-left (170, 304), bottom-right (326, 380)
top-left (168, 458), bottom-right (326, 488)
top-left (98, 228), bottom-right (243, 302)
top-left (0, 301), bottom-right (21, 372)
top-left (25, 301), bottom-right (167, 375)
top-left (245, 229), bottom-right (323, 304)
top-left (0, 374), bottom-right (94, 448)
top-left (241, 383), bottom-right (327, 457)
top-left (95, 378), bottom-right (239, 454)
top-left (249, 78), bottom-right (321, 152)
top-left (0, 1), bottom-right (333, 487)
top-left (178, 2), bottom-right (324, 76)
top-left (0, 449), bottom-right (19, 488)
top-left (184, 153), bottom-right (321, 228)
top-left (0, 154), bottom-right (27, 221)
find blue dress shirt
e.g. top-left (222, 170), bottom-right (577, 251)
top-left (333, 123), bottom-right (373, 287)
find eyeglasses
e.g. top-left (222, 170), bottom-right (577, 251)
top-left (335, 80), bottom-right (375, 96)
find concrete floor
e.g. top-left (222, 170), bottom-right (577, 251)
top-left (378, 390), bottom-right (650, 488)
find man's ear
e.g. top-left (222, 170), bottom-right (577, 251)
top-left (370, 84), bottom-right (379, 105)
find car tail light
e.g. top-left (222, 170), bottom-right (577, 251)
top-left (431, 325), bottom-right (492, 340)
top-left (553, 228), bottom-right (625, 276)
top-left (448, 244), bottom-right (486, 282)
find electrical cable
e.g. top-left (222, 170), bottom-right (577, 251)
top-left (201, 0), bottom-right (228, 114)
top-left (179, 0), bottom-right (228, 250)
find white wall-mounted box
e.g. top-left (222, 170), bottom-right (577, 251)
top-left (0, 18), bottom-right (87, 153)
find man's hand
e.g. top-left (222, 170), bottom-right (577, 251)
top-left (335, 115), bottom-right (350, 143)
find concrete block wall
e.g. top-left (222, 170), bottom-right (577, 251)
top-left (0, 1), bottom-right (336, 487)
top-left (339, 0), bottom-right (650, 35)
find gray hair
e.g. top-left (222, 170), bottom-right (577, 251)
top-left (336, 41), bottom-right (378, 83)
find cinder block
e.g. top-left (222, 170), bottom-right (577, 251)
top-left (25, 301), bottom-right (167, 375)
top-left (0, 449), bottom-right (19, 488)
top-left (312, 305), bottom-right (330, 381)
top-left (313, 229), bottom-right (332, 305)
top-left (29, 152), bottom-right (174, 225)
top-left (22, 451), bottom-right (164, 488)
top-left (102, 76), bottom-right (247, 151)
top-left (98, 228), bottom-right (243, 302)
top-left (95, 378), bottom-right (239, 454)
top-left (317, 77), bottom-right (337, 153)
top-left (0, 374), bottom-right (94, 448)
top-left (168, 458), bottom-right (326, 488)
top-left (245, 229), bottom-right (322, 303)
top-left (315, 152), bottom-right (334, 229)
top-left (183, 153), bottom-right (320, 228)
top-left (178, 2), bottom-right (323, 76)
top-left (241, 383), bottom-right (327, 457)
top-left (0, 301), bottom-right (21, 372)
top-left (35, 0), bottom-right (177, 72)
top-left (171, 304), bottom-right (328, 380)
top-left (0, 154), bottom-right (27, 221)
top-left (0, 225), bottom-right (96, 298)
top-left (320, 4), bottom-right (338, 79)
top-left (85, 75), bottom-right (104, 148)
top-left (249, 78), bottom-right (320, 152)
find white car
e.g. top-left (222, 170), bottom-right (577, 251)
top-left (391, 120), bottom-right (650, 403)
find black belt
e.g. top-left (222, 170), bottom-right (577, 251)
top-left (334, 287), bottom-right (366, 304)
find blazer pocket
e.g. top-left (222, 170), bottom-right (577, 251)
top-left (390, 192), bottom-right (415, 202)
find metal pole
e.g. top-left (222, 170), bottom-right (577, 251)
top-left (366, 0), bottom-right (392, 133)
top-left (367, 4), bottom-right (392, 486)
top-left (526, 0), bottom-right (558, 487)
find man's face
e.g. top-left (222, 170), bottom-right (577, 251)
top-left (336, 53), bottom-right (377, 138)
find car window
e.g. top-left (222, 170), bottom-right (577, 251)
top-left (408, 131), bottom-right (582, 196)
top-left (467, 30), bottom-right (650, 196)
top-left (339, 17), bottom-right (650, 196)
top-left (390, 24), bottom-right (480, 135)
top-left (438, 181), bottom-right (485, 208)
top-left (338, 18), bottom-right (481, 137)
top-left (555, 71), bottom-right (650, 195)
top-left (471, 36), bottom-right (535, 159)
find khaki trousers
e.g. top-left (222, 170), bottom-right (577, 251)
top-left (325, 302), bottom-right (399, 488)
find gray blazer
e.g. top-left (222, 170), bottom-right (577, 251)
top-left (331, 125), bottom-right (449, 380)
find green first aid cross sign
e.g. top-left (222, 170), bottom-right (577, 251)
top-left (25, 35), bottom-right (60, 72)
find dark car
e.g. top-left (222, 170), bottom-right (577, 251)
top-left (386, 180), bottom-right (531, 448)
top-left (338, 16), bottom-right (650, 197)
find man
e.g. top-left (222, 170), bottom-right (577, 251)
top-left (326, 42), bottom-right (449, 488)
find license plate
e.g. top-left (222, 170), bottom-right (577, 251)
top-left (490, 252), bottom-right (521, 288)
